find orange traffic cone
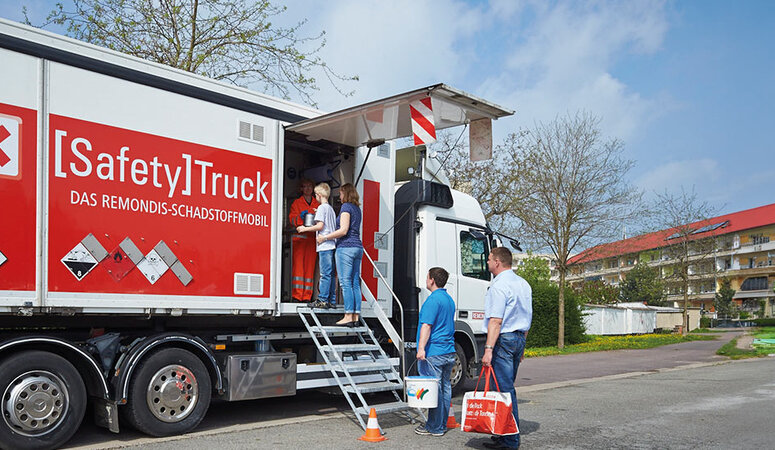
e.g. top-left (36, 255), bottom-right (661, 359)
top-left (359, 408), bottom-right (387, 442)
top-left (446, 401), bottom-right (460, 428)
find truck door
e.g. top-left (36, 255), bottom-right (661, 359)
top-left (0, 48), bottom-right (40, 308)
top-left (420, 218), bottom-right (459, 302)
top-left (355, 141), bottom-right (395, 317)
top-left (455, 225), bottom-right (491, 333)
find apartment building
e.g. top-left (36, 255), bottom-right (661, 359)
top-left (566, 203), bottom-right (775, 317)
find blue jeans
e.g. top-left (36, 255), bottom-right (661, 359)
top-left (491, 331), bottom-right (526, 448)
top-left (318, 250), bottom-right (335, 305)
top-left (418, 353), bottom-right (455, 434)
top-left (335, 246), bottom-right (363, 313)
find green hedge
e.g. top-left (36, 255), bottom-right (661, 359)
top-left (526, 282), bottom-right (586, 347)
top-left (700, 317), bottom-right (712, 328)
top-left (753, 318), bottom-right (775, 327)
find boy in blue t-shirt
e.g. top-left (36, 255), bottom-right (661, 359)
top-left (415, 267), bottom-right (456, 437)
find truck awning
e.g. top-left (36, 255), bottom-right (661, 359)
top-left (285, 84), bottom-right (514, 148)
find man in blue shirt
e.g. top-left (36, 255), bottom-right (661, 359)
top-left (481, 247), bottom-right (532, 450)
top-left (414, 267), bottom-right (456, 437)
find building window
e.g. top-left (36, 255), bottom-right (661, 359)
top-left (740, 277), bottom-right (768, 291)
top-left (751, 234), bottom-right (770, 245)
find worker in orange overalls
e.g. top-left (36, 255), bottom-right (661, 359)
top-left (288, 178), bottom-right (320, 302)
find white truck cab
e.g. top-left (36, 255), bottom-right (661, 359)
top-left (393, 179), bottom-right (498, 392)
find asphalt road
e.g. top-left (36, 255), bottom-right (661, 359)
top-left (65, 330), bottom-right (767, 449)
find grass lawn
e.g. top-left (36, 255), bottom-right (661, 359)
top-left (525, 333), bottom-right (717, 358)
top-left (716, 327), bottom-right (775, 359)
top-left (754, 327), bottom-right (775, 340)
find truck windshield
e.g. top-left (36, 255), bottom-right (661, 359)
top-left (460, 231), bottom-right (490, 281)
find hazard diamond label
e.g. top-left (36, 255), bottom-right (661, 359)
top-left (0, 114), bottom-right (21, 179)
top-left (102, 245), bottom-right (136, 282)
top-left (61, 243), bottom-right (98, 280)
top-left (136, 249), bottom-right (169, 284)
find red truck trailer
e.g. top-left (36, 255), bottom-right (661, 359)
top-left (0, 18), bottom-right (514, 449)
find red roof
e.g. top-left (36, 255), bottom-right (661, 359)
top-left (568, 202), bottom-right (775, 265)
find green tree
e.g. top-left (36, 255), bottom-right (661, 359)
top-left (26, 0), bottom-right (356, 106)
top-left (619, 262), bottom-right (665, 306)
top-left (514, 252), bottom-right (551, 287)
top-left (713, 278), bottom-right (736, 318)
top-left (526, 283), bottom-right (586, 347)
top-left (575, 280), bottom-right (620, 305)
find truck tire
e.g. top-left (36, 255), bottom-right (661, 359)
top-left (450, 342), bottom-right (469, 396)
top-left (0, 350), bottom-right (87, 450)
top-left (122, 348), bottom-right (211, 437)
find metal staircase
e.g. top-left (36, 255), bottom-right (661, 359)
top-left (297, 304), bottom-right (422, 431)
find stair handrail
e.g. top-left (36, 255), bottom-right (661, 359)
top-left (361, 250), bottom-right (407, 394)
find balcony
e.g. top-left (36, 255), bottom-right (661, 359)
top-left (725, 261), bottom-right (775, 277)
top-left (734, 289), bottom-right (773, 300)
top-left (733, 278), bottom-right (774, 299)
top-left (735, 240), bottom-right (775, 254)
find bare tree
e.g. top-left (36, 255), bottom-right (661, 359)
top-left (25, 0), bottom-right (357, 106)
top-left (435, 130), bottom-right (524, 237)
top-left (512, 112), bottom-right (642, 348)
top-left (656, 188), bottom-right (719, 335)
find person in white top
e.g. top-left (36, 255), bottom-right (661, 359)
top-left (296, 182), bottom-right (337, 308)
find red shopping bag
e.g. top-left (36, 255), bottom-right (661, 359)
top-left (461, 366), bottom-right (518, 435)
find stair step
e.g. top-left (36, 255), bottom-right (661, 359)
top-left (356, 400), bottom-right (411, 416)
top-left (343, 381), bottom-right (403, 394)
top-left (297, 306), bottom-right (345, 314)
top-left (329, 359), bottom-right (395, 372)
top-left (324, 343), bottom-right (381, 352)
top-left (309, 325), bottom-right (369, 334)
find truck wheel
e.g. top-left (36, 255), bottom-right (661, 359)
top-left (123, 348), bottom-right (211, 437)
top-left (450, 343), bottom-right (469, 396)
top-left (0, 351), bottom-right (87, 450)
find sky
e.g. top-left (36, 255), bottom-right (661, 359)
top-left (2, 0), bottom-right (774, 218)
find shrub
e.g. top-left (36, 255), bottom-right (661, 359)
top-left (700, 317), bottom-right (712, 328)
top-left (753, 318), bottom-right (775, 327)
top-left (526, 282), bottom-right (586, 347)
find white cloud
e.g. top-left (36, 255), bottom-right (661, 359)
top-left (282, 0), bottom-right (673, 154)
top-left (637, 158), bottom-right (775, 212)
top-left (285, 0), bottom-right (486, 110)
top-left (480, 0), bottom-right (671, 141)
top-left (637, 158), bottom-right (721, 195)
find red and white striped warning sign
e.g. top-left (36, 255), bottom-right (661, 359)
top-left (410, 98), bottom-right (436, 145)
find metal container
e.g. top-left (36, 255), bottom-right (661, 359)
top-left (219, 352), bottom-right (296, 401)
top-left (303, 213), bottom-right (315, 227)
